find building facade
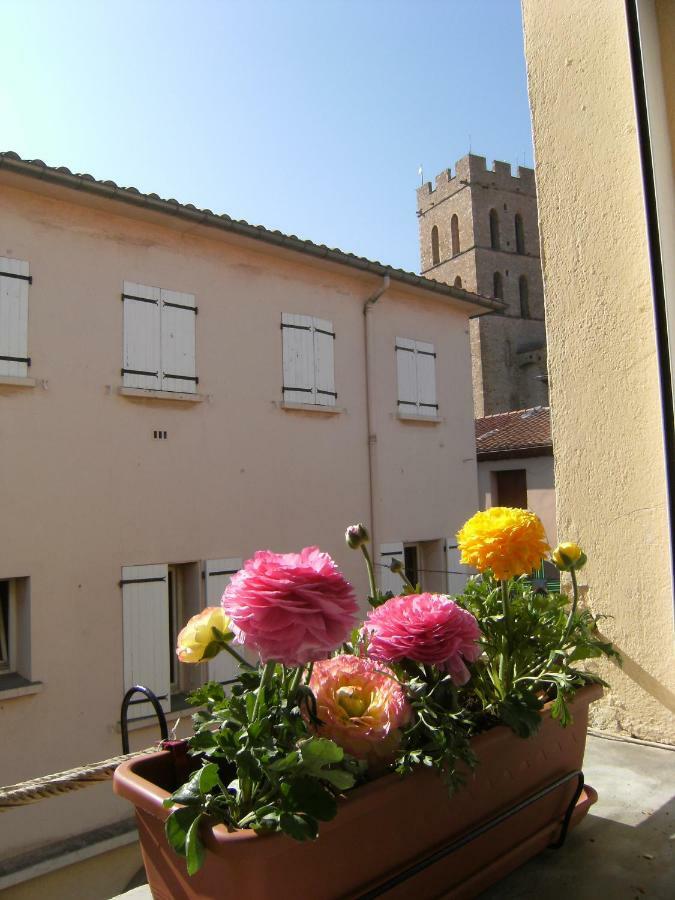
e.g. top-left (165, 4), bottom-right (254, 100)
top-left (0, 152), bottom-right (497, 897)
top-left (417, 154), bottom-right (548, 417)
top-left (522, 0), bottom-right (674, 743)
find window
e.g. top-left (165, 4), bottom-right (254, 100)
top-left (122, 560), bottom-right (240, 718)
top-left (404, 545), bottom-right (419, 589)
top-left (431, 225), bottom-right (440, 265)
top-left (454, 276), bottom-right (463, 288)
top-left (0, 578), bottom-right (30, 681)
top-left (0, 257), bottom-right (31, 378)
top-left (489, 209), bottom-right (500, 250)
top-left (451, 215), bottom-right (460, 257)
top-left (519, 276), bottom-right (530, 318)
top-left (122, 281), bottom-right (197, 393)
top-left (281, 313), bottom-right (336, 406)
top-left (515, 214), bottom-right (526, 254)
top-left (396, 337), bottom-right (438, 417)
top-left (495, 469), bottom-right (528, 508)
top-left (493, 272), bottom-right (504, 299)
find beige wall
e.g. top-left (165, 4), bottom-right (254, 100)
top-left (477, 455), bottom-right (556, 547)
top-left (0, 171), bottom-right (481, 879)
top-left (522, 0), bottom-right (675, 742)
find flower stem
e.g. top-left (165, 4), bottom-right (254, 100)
top-left (361, 544), bottom-right (377, 598)
top-left (561, 568), bottom-right (580, 645)
top-left (287, 664), bottom-right (304, 698)
top-left (221, 642), bottom-right (255, 670)
top-left (499, 580), bottom-right (512, 695)
top-left (251, 660), bottom-right (276, 721)
top-left (305, 662), bottom-right (314, 685)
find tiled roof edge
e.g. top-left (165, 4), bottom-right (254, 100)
top-left (0, 151), bottom-right (504, 314)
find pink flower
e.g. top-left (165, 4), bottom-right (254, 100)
top-left (364, 593), bottom-right (482, 685)
top-left (221, 547), bottom-right (359, 666)
top-left (309, 655), bottom-right (412, 762)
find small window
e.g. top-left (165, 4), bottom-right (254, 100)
top-left (515, 214), bottom-right (525, 254)
top-left (495, 469), bottom-right (528, 508)
top-left (519, 276), bottom-right (530, 318)
top-left (281, 313), bottom-right (336, 407)
top-left (122, 282), bottom-right (198, 393)
top-left (0, 257), bottom-right (31, 378)
top-left (451, 215), bottom-right (460, 257)
top-left (489, 209), bottom-right (500, 250)
top-left (493, 272), bottom-right (504, 299)
top-left (396, 337), bottom-right (438, 417)
top-left (454, 276), bottom-right (462, 288)
top-left (0, 578), bottom-right (29, 679)
top-left (404, 545), bottom-right (419, 589)
top-left (431, 225), bottom-right (440, 266)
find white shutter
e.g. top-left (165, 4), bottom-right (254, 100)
top-left (122, 282), bottom-right (161, 390)
top-left (160, 289), bottom-right (197, 393)
top-left (378, 542), bottom-right (405, 596)
top-left (0, 257), bottom-right (30, 378)
top-left (416, 341), bottom-right (438, 417)
top-left (122, 564), bottom-right (170, 720)
top-left (313, 317), bottom-right (336, 407)
top-left (396, 337), bottom-right (417, 413)
top-left (204, 557), bottom-right (242, 684)
top-left (446, 542), bottom-right (469, 596)
top-left (282, 313), bottom-right (315, 403)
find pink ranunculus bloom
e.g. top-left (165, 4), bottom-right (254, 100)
top-left (221, 547), bottom-right (359, 667)
top-left (364, 593), bottom-right (482, 685)
top-left (309, 655), bottom-right (412, 762)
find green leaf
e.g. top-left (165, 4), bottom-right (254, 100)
top-left (499, 695), bottom-right (543, 738)
top-left (279, 811), bottom-right (319, 841)
top-left (186, 813), bottom-right (204, 875)
top-left (299, 737), bottom-right (344, 767)
top-left (269, 751), bottom-right (300, 773)
top-left (286, 777), bottom-right (338, 821)
top-left (198, 763), bottom-right (221, 794)
top-left (170, 771), bottom-right (203, 806)
top-left (165, 807), bottom-right (200, 858)
top-left (318, 768), bottom-right (355, 791)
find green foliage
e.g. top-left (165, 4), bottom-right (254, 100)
top-left (457, 573), bottom-right (620, 738)
top-left (164, 664), bottom-right (358, 874)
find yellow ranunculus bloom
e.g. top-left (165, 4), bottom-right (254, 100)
top-left (551, 542), bottom-right (586, 571)
top-left (457, 507), bottom-right (550, 581)
top-left (176, 607), bottom-right (232, 664)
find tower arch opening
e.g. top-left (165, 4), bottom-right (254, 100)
top-left (431, 225), bottom-right (440, 266)
top-left (489, 209), bottom-right (500, 250)
top-left (451, 214), bottom-right (460, 257)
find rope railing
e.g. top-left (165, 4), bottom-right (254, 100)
top-left (0, 746), bottom-right (158, 811)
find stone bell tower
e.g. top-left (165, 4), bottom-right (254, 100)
top-left (416, 154), bottom-right (548, 417)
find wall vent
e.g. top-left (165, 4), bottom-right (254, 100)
top-left (153, 430), bottom-right (168, 440)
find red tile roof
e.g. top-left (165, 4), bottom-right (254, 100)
top-left (475, 406), bottom-right (552, 458)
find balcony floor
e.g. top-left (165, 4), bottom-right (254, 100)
top-left (113, 733), bottom-right (674, 899)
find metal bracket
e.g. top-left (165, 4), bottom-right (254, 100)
top-left (356, 769), bottom-right (585, 899)
top-left (120, 685), bottom-right (169, 754)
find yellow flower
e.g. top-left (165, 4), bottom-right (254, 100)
top-left (457, 507), bottom-right (550, 581)
top-left (176, 607), bottom-right (232, 664)
top-left (551, 542), bottom-right (586, 571)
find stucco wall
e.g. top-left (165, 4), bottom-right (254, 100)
top-left (522, 0), bottom-right (675, 742)
top-left (477, 455), bottom-right (556, 546)
top-left (0, 172), bottom-right (483, 876)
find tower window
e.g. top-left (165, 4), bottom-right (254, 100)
top-left (519, 275), bottom-right (530, 318)
top-left (431, 225), bottom-right (440, 266)
top-left (454, 276), bottom-right (462, 288)
top-left (451, 214), bottom-right (460, 257)
top-left (515, 214), bottom-right (525, 254)
top-left (493, 272), bottom-right (503, 299)
top-left (489, 209), bottom-right (500, 250)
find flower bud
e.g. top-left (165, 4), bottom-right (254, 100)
top-left (551, 542), bottom-right (587, 572)
top-left (345, 523), bottom-right (370, 549)
top-left (176, 607), bottom-right (233, 664)
top-left (389, 557), bottom-right (404, 574)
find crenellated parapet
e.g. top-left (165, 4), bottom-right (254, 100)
top-left (417, 154), bottom-right (536, 215)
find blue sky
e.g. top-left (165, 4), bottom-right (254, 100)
top-left (1, 0), bottom-right (533, 274)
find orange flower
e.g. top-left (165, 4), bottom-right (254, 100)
top-left (457, 507), bottom-right (550, 581)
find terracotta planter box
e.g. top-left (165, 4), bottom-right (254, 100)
top-left (114, 684), bottom-right (601, 900)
